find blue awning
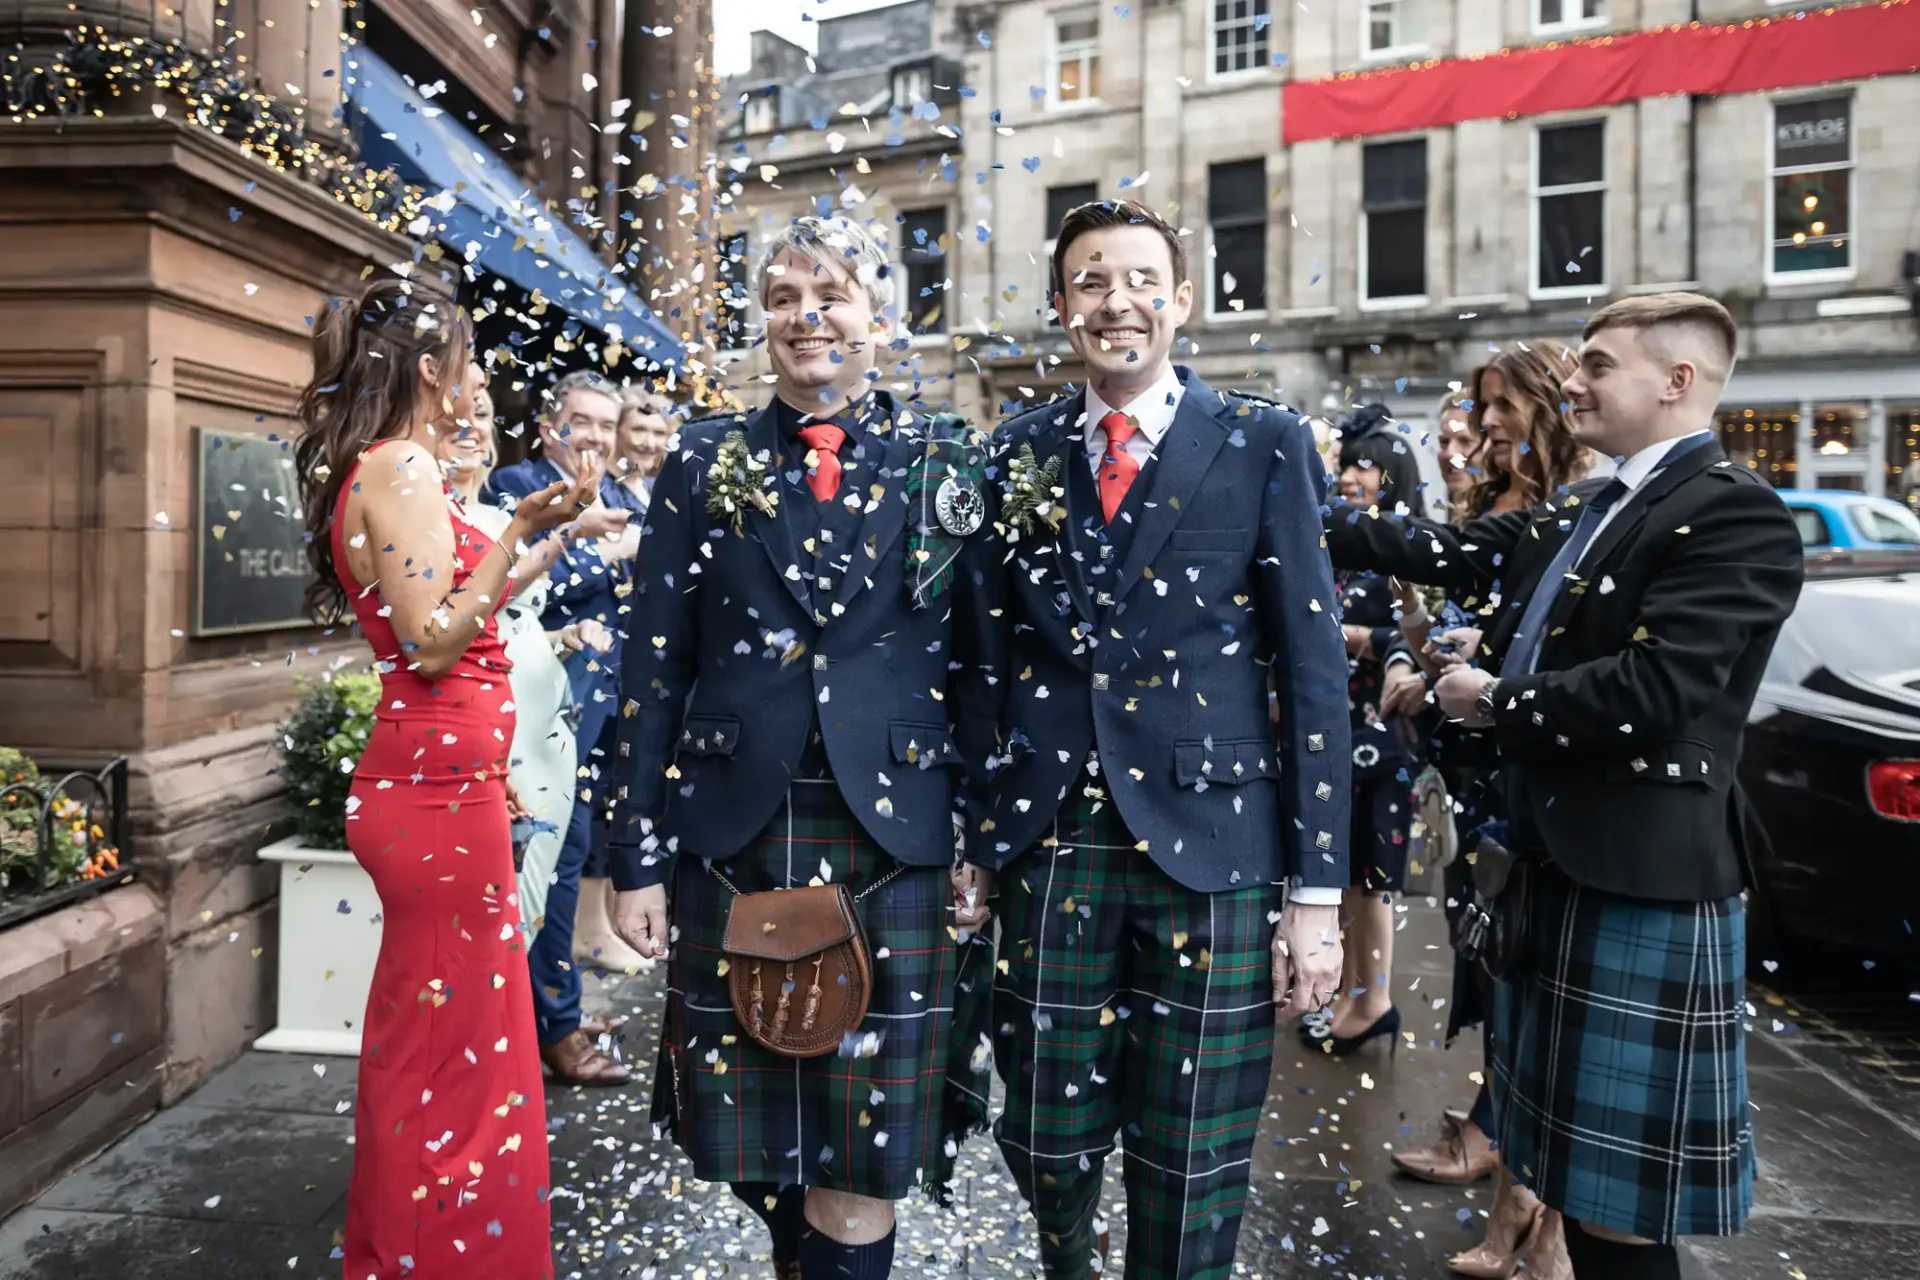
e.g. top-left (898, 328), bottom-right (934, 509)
top-left (343, 49), bottom-right (680, 366)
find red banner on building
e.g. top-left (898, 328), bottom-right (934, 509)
top-left (1282, 1), bottom-right (1920, 145)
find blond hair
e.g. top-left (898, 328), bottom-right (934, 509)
top-left (757, 215), bottom-right (894, 315)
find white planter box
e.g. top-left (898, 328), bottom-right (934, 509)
top-left (252, 835), bottom-right (383, 1058)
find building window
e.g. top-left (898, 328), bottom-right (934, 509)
top-left (1535, 0), bottom-right (1604, 32)
top-left (1533, 121), bottom-right (1605, 296)
top-left (899, 208), bottom-right (948, 335)
top-left (1207, 159), bottom-right (1267, 317)
top-left (1211, 0), bottom-right (1270, 76)
top-left (1365, 0), bottom-right (1422, 57)
top-left (716, 232), bottom-right (750, 349)
top-left (1713, 406), bottom-right (1799, 489)
top-left (1362, 138), bottom-right (1427, 303)
top-left (1770, 95), bottom-right (1852, 279)
top-left (742, 89), bottom-right (777, 135)
top-left (1049, 7), bottom-right (1101, 106)
top-left (892, 64), bottom-right (932, 109)
top-left (1044, 182), bottom-right (1098, 325)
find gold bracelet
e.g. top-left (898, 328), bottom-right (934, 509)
top-left (497, 537), bottom-right (521, 570)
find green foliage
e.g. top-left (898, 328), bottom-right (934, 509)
top-left (0, 748), bottom-right (45, 892)
top-left (276, 672), bottom-right (382, 852)
top-left (0, 749), bottom-right (119, 897)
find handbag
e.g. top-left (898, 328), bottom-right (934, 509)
top-left (1452, 826), bottom-right (1533, 981)
top-left (712, 864), bottom-right (902, 1059)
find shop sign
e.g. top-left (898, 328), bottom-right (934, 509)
top-left (193, 428), bottom-right (310, 636)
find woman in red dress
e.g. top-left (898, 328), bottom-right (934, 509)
top-left (295, 277), bottom-right (600, 1279)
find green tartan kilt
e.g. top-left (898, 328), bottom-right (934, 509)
top-left (991, 781), bottom-right (1285, 1280)
top-left (651, 778), bottom-right (978, 1201)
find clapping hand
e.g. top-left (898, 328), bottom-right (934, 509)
top-left (511, 455), bottom-right (606, 538)
top-left (1378, 663), bottom-right (1429, 718)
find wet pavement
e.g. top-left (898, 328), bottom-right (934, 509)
top-left (2, 901), bottom-right (1916, 1279)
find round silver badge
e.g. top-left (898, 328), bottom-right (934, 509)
top-left (1353, 743), bottom-right (1381, 769)
top-left (935, 475), bottom-right (986, 536)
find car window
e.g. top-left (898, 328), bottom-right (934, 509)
top-left (1850, 503), bottom-right (1920, 546)
top-left (1790, 506), bottom-right (1832, 547)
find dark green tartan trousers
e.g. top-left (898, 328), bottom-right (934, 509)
top-left (992, 783), bottom-right (1284, 1280)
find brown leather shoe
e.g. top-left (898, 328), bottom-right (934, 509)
top-left (1392, 1114), bottom-right (1497, 1185)
top-left (579, 1013), bottom-right (630, 1037)
top-left (541, 1028), bottom-right (632, 1085)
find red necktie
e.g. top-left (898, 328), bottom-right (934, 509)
top-left (796, 423), bottom-right (847, 503)
top-left (1097, 411), bottom-right (1140, 523)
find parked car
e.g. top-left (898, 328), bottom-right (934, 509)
top-left (1740, 557), bottom-right (1920, 969)
top-left (1780, 491), bottom-right (1920, 572)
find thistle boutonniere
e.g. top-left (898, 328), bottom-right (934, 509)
top-left (999, 443), bottom-right (1065, 538)
top-left (705, 430), bottom-right (780, 534)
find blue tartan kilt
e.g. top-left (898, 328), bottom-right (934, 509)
top-left (1491, 863), bottom-right (1754, 1243)
top-left (650, 777), bottom-right (968, 1201)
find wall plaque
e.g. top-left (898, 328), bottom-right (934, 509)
top-left (193, 427), bottom-right (310, 636)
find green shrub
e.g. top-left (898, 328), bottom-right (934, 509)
top-left (0, 748), bottom-right (121, 896)
top-left (276, 672), bottom-right (381, 851)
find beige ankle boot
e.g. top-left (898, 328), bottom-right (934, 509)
top-left (572, 876), bottom-right (647, 973)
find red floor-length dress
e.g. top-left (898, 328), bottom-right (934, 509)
top-left (333, 442), bottom-right (553, 1279)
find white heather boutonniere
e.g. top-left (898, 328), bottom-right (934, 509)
top-left (999, 443), bottom-right (1065, 539)
top-left (705, 430), bottom-right (779, 534)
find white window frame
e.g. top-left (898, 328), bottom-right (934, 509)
top-left (742, 91), bottom-right (776, 136)
top-left (1533, 0), bottom-right (1606, 35)
top-left (1764, 93), bottom-right (1857, 289)
top-left (1204, 190), bottom-right (1269, 323)
top-left (1530, 120), bottom-right (1609, 302)
top-left (895, 208), bottom-right (951, 345)
top-left (1358, 138), bottom-right (1430, 312)
top-left (1209, 0), bottom-right (1272, 82)
top-left (1362, 0), bottom-right (1427, 63)
top-left (892, 65), bottom-right (932, 109)
top-left (1047, 6), bottom-right (1102, 110)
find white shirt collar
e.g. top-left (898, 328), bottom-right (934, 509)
top-left (1083, 365), bottom-right (1184, 449)
top-left (1611, 429), bottom-right (1714, 494)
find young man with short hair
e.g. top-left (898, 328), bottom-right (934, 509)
top-left (484, 369), bottom-right (645, 1084)
top-left (607, 215), bottom-right (1004, 1279)
top-left (1325, 292), bottom-right (1803, 1280)
top-left (983, 199), bottom-right (1353, 1279)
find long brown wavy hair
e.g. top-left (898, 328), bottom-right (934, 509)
top-left (1460, 339), bottom-right (1592, 518)
top-left (296, 276), bottom-right (473, 624)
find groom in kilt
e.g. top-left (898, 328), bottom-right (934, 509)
top-left (606, 215), bottom-right (1004, 1279)
top-left (1324, 293), bottom-right (1804, 1280)
top-left (981, 199), bottom-right (1352, 1280)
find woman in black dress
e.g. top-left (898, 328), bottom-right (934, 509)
top-left (1304, 406), bottom-right (1430, 1055)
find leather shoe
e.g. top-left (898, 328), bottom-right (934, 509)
top-left (1393, 1113), bottom-right (1497, 1185)
top-left (541, 1028), bottom-right (632, 1085)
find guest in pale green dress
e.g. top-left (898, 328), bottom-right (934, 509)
top-left (434, 372), bottom-right (608, 932)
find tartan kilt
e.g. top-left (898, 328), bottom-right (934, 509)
top-left (1491, 862), bottom-right (1753, 1243)
top-left (651, 778), bottom-right (963, 1201)
top-left (992, 781), bottom-right (1283, 1280)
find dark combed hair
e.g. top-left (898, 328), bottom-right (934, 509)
top-left (1337, 405), bottom-right (1426, 514)
top-left (1049, 198), bottom-right (1189, 301)
top-left (1460, 339), bottom-right (1592, 518)
top-left (295, 275), bottom-right (473, 624)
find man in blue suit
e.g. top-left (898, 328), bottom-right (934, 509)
top-left (483, 369), bottom-right (644, 1084)
top-left (605, 215), bottom-right (1004, 1279)
top-left (983, 199), bottom-right (1352, 1280)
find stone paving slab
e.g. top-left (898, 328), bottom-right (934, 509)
top-left (4, 902), bottom-right (1918, 1280)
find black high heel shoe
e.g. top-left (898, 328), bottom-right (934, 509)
top-left (1324, 1006), bottom-right (1402, 1057)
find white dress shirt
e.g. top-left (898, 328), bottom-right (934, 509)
top-left (1080, 370), bottom-right (1343, 907)
top-left (1082, 366), bottom-right (1184, 477)
top-left (1573, 430), bottom-right (1714, 572)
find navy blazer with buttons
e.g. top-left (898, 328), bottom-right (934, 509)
top-left (605, 391), bottom-right (1006, 891)
top-left (984, 367), bottom-right (1352, 894)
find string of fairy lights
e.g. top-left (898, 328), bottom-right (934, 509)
top-left (1, 4), bottom-right (743, 409)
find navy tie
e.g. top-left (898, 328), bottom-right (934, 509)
top-left (1503, 477), bottom-right (1631, 678)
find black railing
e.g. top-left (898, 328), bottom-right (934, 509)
top-left (0, 756), bottom-right (134, 932)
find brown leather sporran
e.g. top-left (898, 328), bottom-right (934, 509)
top-left (717, 874), bottom-right (891, 1059)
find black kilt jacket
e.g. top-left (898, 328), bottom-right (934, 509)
top-left (1325, 438), bottom-right (1804, 903)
